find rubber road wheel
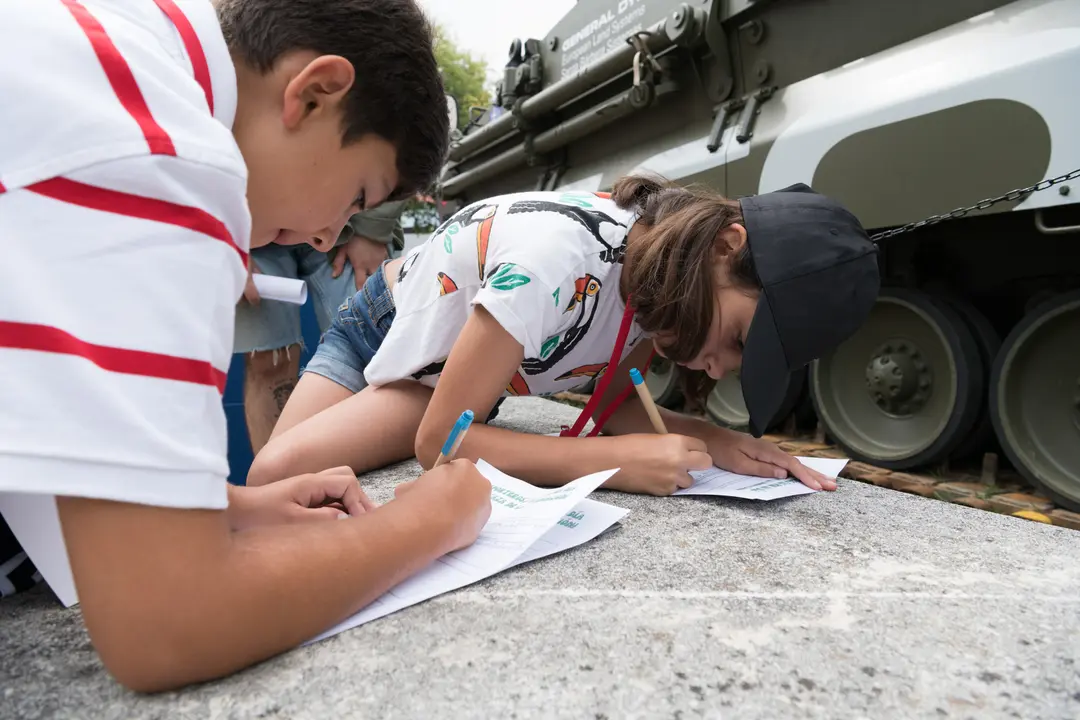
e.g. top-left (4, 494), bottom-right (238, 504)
top-left (938, 294), bottom-right (1001, 460)
top-left (810, 288), bottom-right (983, 469)
top-left (706, 369), bottom-right (807, 432)
top-left (706, 372), bottom-right (749, 428)
top-left (990, 290), bottom-right (1080, 511)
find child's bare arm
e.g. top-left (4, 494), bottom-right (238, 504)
top-left (417, 306), bottom-right (604, 481)
top-left (416, 308), bottom-right (710, 492)
top-left (56, 460), bottom-right (490, 693)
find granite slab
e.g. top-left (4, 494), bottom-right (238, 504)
top-left (2, 397), bottom-right (1078, 719)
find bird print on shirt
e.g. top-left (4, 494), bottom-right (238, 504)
top-left (437, 272), bottom-right (458, 295)
top-left (393, 193), bottom-right (634, 396)
top-left (473, 205), bottom-right (497, 279)
top-left (411, 358), bottom-right (446, 380)
top-left (555, 362), bottom-right (607, 382)
top-left (397, 248), bottom-right (421, 284)
top-left (521, 274), bottom-right (603, 376)
top-left (506, 200), bottom-right (627, 264)
top-left (505, 370), bottom-right (531, 396)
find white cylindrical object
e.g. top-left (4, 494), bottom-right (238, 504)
top-left (251, 274), bottom-right (308, 305)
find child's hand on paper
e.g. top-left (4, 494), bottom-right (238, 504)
top-left (707, 428), bottom-right (836, 491)
top-left (605, 434), bottom-right (714, 495)
top-left (395, 459), bottom-right (492, 551)
top-left (228, 467), bottom-right (375, 530)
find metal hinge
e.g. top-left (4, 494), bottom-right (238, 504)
top-left (706, 85), bottom-right (775, 153)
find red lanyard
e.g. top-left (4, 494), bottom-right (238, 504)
top-left (559, 298), bottom-right (655, 438)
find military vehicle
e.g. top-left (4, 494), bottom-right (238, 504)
top-left (434, 0), bottom-right (1080, 510)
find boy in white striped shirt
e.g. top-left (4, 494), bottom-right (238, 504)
top-left (0, 0), bottom-right (491, 692)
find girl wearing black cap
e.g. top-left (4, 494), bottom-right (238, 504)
top-left (249, 175), bottom-right (879, 495)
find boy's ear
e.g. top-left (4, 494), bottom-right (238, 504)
top-left (281, 55), bottom-right (355, 131)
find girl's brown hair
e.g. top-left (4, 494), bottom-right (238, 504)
top-left (613, 174), bottom-right (759, 365)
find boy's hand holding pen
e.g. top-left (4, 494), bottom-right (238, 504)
top-left (390, 409), bottom-right (491, 551)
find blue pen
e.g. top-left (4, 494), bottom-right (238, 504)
top-left (432, 409), bottom-right (475, 468)
top-left (630, 367), bottom-right (669, 434)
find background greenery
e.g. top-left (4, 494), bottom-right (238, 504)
top-left (400, 24), bottom-right (493, 232)
top-left (434, 24), bottom-right (492, 130)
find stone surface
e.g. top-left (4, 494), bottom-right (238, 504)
top-left (2, 397), bottom-right (1080, 719)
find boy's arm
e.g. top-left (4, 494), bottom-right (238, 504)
top-left (224, 469), bottom-right (376, 530)
top-left (0, 154), bottom-right (487, 691)
top-left (57, 459), bottom-right (490, 693)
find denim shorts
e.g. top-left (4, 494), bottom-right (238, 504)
top-left (302, 259), bottom-right (396, 393)
top-left (302, 259), bottom-right (504, 421)
top-left (234, 242), bottom-right (401, 355)
top-left (235, 243), bottom-right (358, 354)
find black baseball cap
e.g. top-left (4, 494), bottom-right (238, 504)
top-left (738, 183), bottom-right (880, 437)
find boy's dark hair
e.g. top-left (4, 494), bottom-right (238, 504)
top-left (217, 0), bottom-right (449, 197)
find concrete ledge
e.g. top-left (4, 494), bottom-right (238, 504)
top-left (3, 398), bottom-right (1079, 718)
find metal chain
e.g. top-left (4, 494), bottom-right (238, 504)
top-left (869, 167), bottom-right (1080, 242)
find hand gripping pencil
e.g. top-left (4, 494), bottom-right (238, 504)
top-left (432, 409), bottom-right (475, 469)
top-left (629, 368), bottom-right (669, 434)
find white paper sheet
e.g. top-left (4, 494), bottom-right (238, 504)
top-left (252, 274), bottom-right (308, 304)
top-left (0, 493), bottom-right (78, 607)
top-left (510, 497), bottom-right (628, 566)
top-left (676, 456), bottom-right (849, 500)
top-left (307, 461), bottom-right (628, 644)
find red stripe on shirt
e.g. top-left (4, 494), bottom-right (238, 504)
top-left (60, 0), bottom-right (177, 156)
top-left (29, 177), bottom-right (247, 264)
top-left (152, 0), bottom-right (214, 114)
top-left (0, 321), bottom-right (227, 392)
top-left (0, 181), bottom-right (6, 194)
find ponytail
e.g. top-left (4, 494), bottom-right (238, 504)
top-left (611, 174), bottom-right (686, 225)
top-left (612, 174), bottom-right (667, 209)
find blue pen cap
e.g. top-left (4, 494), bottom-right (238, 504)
top-left (629, 368), bottom-right (644, 385)
top-left (440, 409), bottom-right (475, 455)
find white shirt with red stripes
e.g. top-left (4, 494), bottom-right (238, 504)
top-left (0, 0), bottom-right (249, 605)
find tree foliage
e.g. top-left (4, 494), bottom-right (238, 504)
top-left (402, 195), bottom-right (442, 233)
top-left (433, 25), bottom-right (492, 129)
